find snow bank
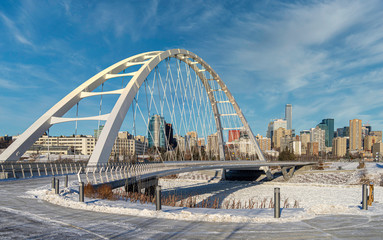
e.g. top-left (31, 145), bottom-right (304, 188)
top-left (26, 162), bottom-right (383, 223)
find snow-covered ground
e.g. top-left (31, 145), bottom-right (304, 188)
top-left (26, 161), bottom-right (383, 223)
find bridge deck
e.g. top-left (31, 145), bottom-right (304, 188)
top-left (93, 161), bottom-right (315, 190)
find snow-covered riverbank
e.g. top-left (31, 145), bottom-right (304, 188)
top-left (26, 162), bottom-right (383, 223)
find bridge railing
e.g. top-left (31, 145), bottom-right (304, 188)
top-left (0, 162), bottom-right (88, 179)
top-left (82, 162), bottom-right (173, 185)
top-left (0, 161), bottom-right (175, 182)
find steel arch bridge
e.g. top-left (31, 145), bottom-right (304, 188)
top-left (0, 49), bottom-right (265, 166)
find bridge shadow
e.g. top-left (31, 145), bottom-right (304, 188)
top-left (161, 177), bottom-right (266, 208)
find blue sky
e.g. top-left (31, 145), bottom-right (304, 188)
top-left (1, 0), bottom-right (383, 137)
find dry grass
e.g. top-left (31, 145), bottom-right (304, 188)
top-left (84, 183), bottom-right (116, 200)
top-left (161, 174), bottom-right (178, 179)
top-left (85, 185), bottom-right (300, 210)
top-left (112, 190), bottom-right (220, 209)
top-left (221, 197), bottom-right (299, 209)
top-left (359, 169), bottom-right (371, 184)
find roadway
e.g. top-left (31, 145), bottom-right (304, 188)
top-left (1, 175), bottom-right (382, 239)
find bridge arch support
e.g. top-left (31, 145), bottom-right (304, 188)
top-left (0, 49), bottom-right (265, 166)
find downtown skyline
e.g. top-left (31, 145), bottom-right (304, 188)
top-left (1, 0), bottom-right (383, 137)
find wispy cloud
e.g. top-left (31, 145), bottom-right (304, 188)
top-left (0, 11), bottom-right (34, 47)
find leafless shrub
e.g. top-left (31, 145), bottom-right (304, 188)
top-left (293, 200), bottom-right (299, 208)
top-left (283, 198), bottom-right (290, 208)
top-left (357, 160), bottom-right (366, 169)
top-left (84, 183), bottom-right (115, 200)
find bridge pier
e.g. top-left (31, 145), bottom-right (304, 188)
top-left (221, 168), bottom-right (226, 180)
top-left (281, 166), bottom-right (295, 181)
top-left (124, 176), bottom-right (158, 196)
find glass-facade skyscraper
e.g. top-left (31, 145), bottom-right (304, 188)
top-left (148, 115), bottom-right (166, 148)
top-left (317, 118), bottom-right (334, 147)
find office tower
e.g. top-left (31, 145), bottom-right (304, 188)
top-left (362, 124), bottom-right (371, 139)
top-left (285, 104), bottom-right (292, 130)
top-left (228, 130), bottom-right (240, 142)
top-left (349, 119), bottom-right (362, 151)
top-left (165, 123), bottom-right (177, 149)
top-left (148, 115), bottom-right (166, 148)
top-left (317, 118), bottom-right (334, 147)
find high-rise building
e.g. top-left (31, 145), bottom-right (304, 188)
top-left (362, 124), bottom-right (371, 139)
top-left (148, 115), bottom-right (166, 148)
top-left (228, 130), bottom-right (240, 142)
top-left (207, 133), bottom-right (219, 156)
top-left (94, 125), bottom-right (104, 139)
top-left (349, 119), bottom-right (362, 151)
top-left (317, 119), bottom-right (334, 147)
top-left (285, 104), bottom-right (292, 130)
top-left (266, 119), bottom-right (287, 140)
top-left (336, 126), bottom-right (350, 137)
top-left (307, 142), bottom-right (319, 156)
top-left (332, 137), bottom-right (347, 157)
top-left (186, 131), bottom-right (198, 148)
top-left (370, 131), bottom-right (382, 142)
top-left (310, 126), bottom-right (325, 152)
top-left (372, 142), bottom-right (383, 158)
top-left (272, 127), bottom-right (292, 150)
top-left (289, 140), bottom-right (301, 155)
top-left (364, 135), bottom-right (379, 152)
top-left (256, 136), bottom-right (271, 152)
top-left (165, 123), bottom-right (177, 149)
top-left (300, 132), bottom-right (310, 154)
top-left (197, 138), bottom-right (205, 147)
top-left (112, 132), bottom-right (147, 157)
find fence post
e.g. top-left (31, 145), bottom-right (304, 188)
top-left (362, 184), bottom-right (368, 210)
top-left (52, 177), bottom-right (56, 190)
top-left (99, 167), bottom-right (104, 183)
top-left (50, 164), bottom-right (55, 176)
top-left (20, 164), bottom-right (25, 178)
top-left (79, 182), bottom-right (84, 202)
top-left (274, 187), bottom-right (280, 218)
top-left (44, 164), bottom-right (48, 176)
top-left (55, 179), bottom-right (60, 194)
top-left (37, 164), bottom-right (41, 177)
top-left (65, 175), bottom-right (68, 188)
top-left (29, 164), bottom-right (33, 177)
top-left (12, 165), bottom-right (16, 178)
top-left (156, 185), bottom-right (162, 211)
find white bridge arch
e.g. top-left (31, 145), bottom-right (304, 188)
top-left (0, 49), bottom-right (265, 166)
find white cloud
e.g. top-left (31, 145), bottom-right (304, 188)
top-left (0, 11), bottom-right (34, 47)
